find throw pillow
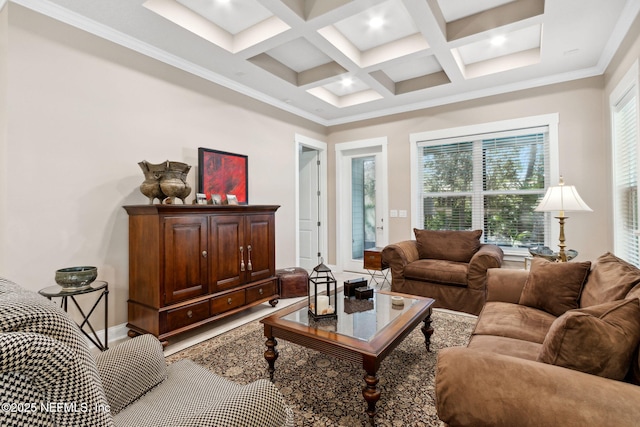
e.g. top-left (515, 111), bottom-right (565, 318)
top-left (538, 299), bottom-right (640, 380)
top-left (519, 258), bottom-right (591, 317)
top-left (580, 252), bottom-right (640, 308)
top-left (413, 229), bottom-right (482, 263)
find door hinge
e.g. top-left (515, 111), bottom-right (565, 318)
top-left (317, 160), bottom-right (321, 166)
top-left (317, 221), bottom-right (321, 227)
top-left (317, 190), bottom-right (321, 196)
top-left (317, 252), bottom-right (321, 257)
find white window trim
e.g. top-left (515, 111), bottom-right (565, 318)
top-left (409, 113), bottom-right (560, 262)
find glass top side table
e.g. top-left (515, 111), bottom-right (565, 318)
top-left (39, 280), bottom-right (109, 351)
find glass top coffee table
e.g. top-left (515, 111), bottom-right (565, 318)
top-left (261, 290), bottom-right (435, 425)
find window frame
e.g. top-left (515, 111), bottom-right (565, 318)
top-left (409, 114), bottom-right (560, 262)
top-left (610, 60), bottom-right (640, 267)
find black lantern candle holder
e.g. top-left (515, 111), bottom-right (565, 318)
top-left (308, 260), bottom-right (337, 320)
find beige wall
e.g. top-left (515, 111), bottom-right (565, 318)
top-left (327, 76), bottom-right (609, 266)
top-left (4, 4), bottom-right (325, 327)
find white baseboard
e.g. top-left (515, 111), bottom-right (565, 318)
top-left (86, 322), bottom-right (129, 351)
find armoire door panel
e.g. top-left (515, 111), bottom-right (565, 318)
top-left (163, 216), bottom-right (208, 304)
top-left (210, 215), bottom-right (245, 291)
top-left (245, 214), bottom-right (275, 282)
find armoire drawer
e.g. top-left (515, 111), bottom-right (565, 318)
top-left (165, 300), bottom-right (210, 332)
top-left (246, 280), bottom-right (276, 304)
top-left (211, 289), bottom-right (245, 314)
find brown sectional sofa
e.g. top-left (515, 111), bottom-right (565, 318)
top-left (382, 229), bottom-right (503, 315)
top-left (436, 252), bottom-right (640, 426)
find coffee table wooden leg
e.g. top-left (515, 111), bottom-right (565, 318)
top-left (264, 336), bottom-right (279, 382)
top-left (362, 371), bottom-right (380, 425)
top-left (421, 308), bottom-right (434, 352)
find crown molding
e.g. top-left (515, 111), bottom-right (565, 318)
top-left (324, 66), bottom-right (604, 126)
top-left (596, 0), bottom-right (640, 71)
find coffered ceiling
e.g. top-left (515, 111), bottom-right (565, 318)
top-left (13, 0), bottom-right (640, 125)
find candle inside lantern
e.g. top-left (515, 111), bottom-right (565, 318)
top-left (316, 295), bottom-right (329, 314)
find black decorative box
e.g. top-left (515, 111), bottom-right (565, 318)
top-left (355, 286), bottom-right (374, 300)
top-left (344, 277), bottom-right (368, 297)
top-left (343, 298), bottom-right (374, 314)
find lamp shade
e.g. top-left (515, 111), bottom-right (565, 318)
top-left (535, 177), bottom-right (592, 215)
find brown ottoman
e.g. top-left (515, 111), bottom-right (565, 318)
top-left (276, 267), bottom-right (309, 298)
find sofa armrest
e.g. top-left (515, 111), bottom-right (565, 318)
top-left (485, 268), bottom-right (529, 303)
top-left (173, 379), bottom-right (293, 427)
top-left (466, 244), bottom-right (503, 290)
top-left (382, 240), bottom-right (419, 275)
top-left (436, 347), bottom-right (640, 427)
top-left (94, 334), bottom-right (167, 415)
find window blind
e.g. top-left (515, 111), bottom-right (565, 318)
top-left (418, 127), bottom-right (549, 251)
top-left (613, 88), bottom-right (639, 266)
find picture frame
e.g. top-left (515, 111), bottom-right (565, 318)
top-left (226, 194), bottom-right (238, 205)
top-left (195, 193), bottom-right (207, 205)
top-left (210, 194), bottom-right (222, 205)
top-left (198, 148), bottom-right (248, 205)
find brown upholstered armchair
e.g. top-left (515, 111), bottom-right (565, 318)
top-left (381, 229), bottom-right (503, 315)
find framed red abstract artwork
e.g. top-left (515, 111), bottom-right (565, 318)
top-left (198, 148), bottom-right (248, 204)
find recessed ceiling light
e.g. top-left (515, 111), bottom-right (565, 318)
top-left (342, 77), bottom-right (353, 87)
top-left (369, 16), bottom-right (384, 29)
top-left (491, 35), bottom-right (507, 46)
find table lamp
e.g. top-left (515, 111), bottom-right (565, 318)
top-left (534, 176), bottom-right (592, 262)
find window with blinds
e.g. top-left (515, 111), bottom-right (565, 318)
top-left (612, 77), bottom-right (639, 267)
top-left (418, 127), bottom-right (549, 252)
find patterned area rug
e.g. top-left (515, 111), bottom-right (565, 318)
top-left (166, 309), bottom-right (476, 426)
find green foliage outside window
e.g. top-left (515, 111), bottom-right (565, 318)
top-left (421, 134), bottom-right (547, 249)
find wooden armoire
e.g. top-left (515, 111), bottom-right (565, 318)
top-left (123, 204), bottom-right (280, 342)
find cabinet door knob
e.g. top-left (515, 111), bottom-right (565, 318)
top-left (187, 310), bottom-right (193, 318)
top-left (240, 246), bottom-right (245, 272)
top-left (259, 288), bottom-right (263, 295)
top-left (227, 298), bottom-right (233, 305)
top-left (247, 245), bottom-right (253, 271)
top-left (202, 251), bottom-right (208, 258)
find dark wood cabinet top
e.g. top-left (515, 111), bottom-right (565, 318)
top-left (123, 204), bottom-right (280, 215)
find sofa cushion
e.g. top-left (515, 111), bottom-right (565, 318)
top-left (580, 252), bottom-right (640, 308)
top-left (467, 334), bottom-right (542, 361)
top-left (413, 229), bottom-right (482, 263)
top-left (538, 299), bottom-right (640, 380)
top-left (519, 258), bottom-right (591, 317)
top-left (404, 259), bottom-right (468, 286)
top-left (473, 301), bottom-right (556, 344)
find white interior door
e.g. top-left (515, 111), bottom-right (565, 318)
top-left (337, 139), bottom-right (388, 273)
top-left (298, 147), bottom-right (320, 270)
